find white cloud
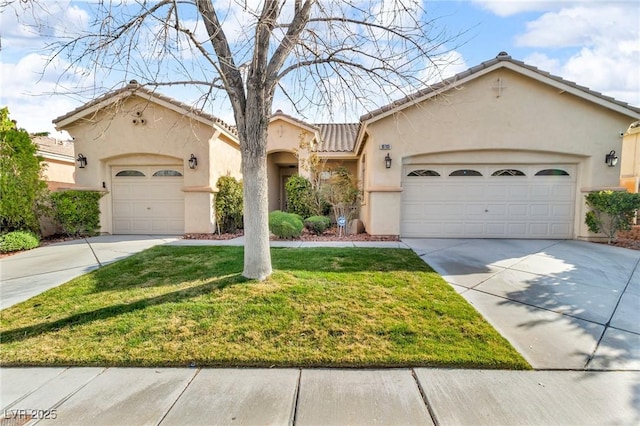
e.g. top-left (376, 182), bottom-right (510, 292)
top-left (469, 0), bottom-right (631, 17)
top-left (0, 53), bottom-right (94, 136)
top-left (517, 3), bottom-right (640, 106)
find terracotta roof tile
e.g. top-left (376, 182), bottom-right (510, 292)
top-left (315, 123), bottom-right (359, 152)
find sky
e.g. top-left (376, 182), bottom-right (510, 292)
top-left (0, 0), bottom-right (639, 139)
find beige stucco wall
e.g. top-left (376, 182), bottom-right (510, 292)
top-left (57, 94), bottom-right (241, 234)
top-left (41, 157), bottom-right (75, 191)
top-left (360, 68), bottom-right (639, 237)
top-left (620, 122), bottom-right (640, 192)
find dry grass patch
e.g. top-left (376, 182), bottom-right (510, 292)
top-left (0, 246), bottom-right (530, 369)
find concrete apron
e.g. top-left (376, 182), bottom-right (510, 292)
top-left (404, 238), bottom-right (640, 370)
top-left (2, 367), bottom-right (638, 426)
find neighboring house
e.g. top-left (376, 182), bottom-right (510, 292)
top-left (53, 53), bottom-right (640, 240)
top-left (32, 135), bottom-right (75, 191)
top-left (620, 121), bottom-right (640, 193)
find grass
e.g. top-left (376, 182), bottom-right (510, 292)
top-left (0, 246), bottom-right (530, 369)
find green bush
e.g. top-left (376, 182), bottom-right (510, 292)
top-left (285, 175), bottom-right (314, 218)
top-left (50, 190), bottom-right (103, 236)
top-left (0, 107), bottom-right (48, 233)
top-left (0, 230), bottom-right (40, 253)
top-left (585, 190), bottom-right (640, 243)
top-left (215, 175), bottom-right (243, 233)
top-left (304, 215), bottom-right (331, 235)
top-left (269, 210), bottom-right (303, 239)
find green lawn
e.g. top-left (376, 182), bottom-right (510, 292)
top-left (0, 246), bottom-right (529, 369)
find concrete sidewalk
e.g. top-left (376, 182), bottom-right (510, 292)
top-left (1, 367), bottom-right (638, 425)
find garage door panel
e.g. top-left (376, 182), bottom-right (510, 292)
top-left (401, 163), bottom-right (575, 239)
top-left (507, 204), bottom-right (528, 216)
top-left (112, 166), bottom-right (184, 235)
top-left (486, 223), bottom-right (507, 235)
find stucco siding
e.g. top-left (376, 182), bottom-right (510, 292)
top-left (361, 68), bottom-right (638, 237)
top-left (60, 94), bottom-right (241, 234)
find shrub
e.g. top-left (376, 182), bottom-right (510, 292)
top-left (0, 230), bottom-right (40, 253)
top-left (269, 210), bottom-right (303, 239)
top-left (585, 190), bottom-right (640, 243)
top-left (0, 107), bottom-right (48, 233)
top-left (304, 215), bottom-right (331, 235)
top-left (50, 190), bottom-right (103, 236)
top-left (215, 175), bottom-right (243, 233)
top-left (285, 175), bottom-right (314, 218)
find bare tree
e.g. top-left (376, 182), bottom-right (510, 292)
top-left (5, 0), bottom-right (461, 279)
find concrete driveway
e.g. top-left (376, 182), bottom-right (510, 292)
top-left (404, 238), bottom-right (640, 370)
top-left (0, 235), bottom-right (179, 310)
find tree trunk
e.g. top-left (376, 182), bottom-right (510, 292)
top-left (237, 94), bottom-right (273, 280)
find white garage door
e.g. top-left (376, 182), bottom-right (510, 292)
top-left (401, 164), bottom-right (576, 238)
top-left (112, 166), bottom-right (185, 234)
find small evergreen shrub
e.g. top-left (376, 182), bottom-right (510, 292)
top-left (304, 215), bottom-right (331, 235)
top-left (285, 175), bottom-right (314, 218)
top-left (0, 230), bottom-right (40, 253)
top-left (269, 210), bottom-right (303, 239)
top-left (215, 175), bottom-right (244, 233)
top-left (585, 190), bottom-right (640, 243)
top-left (50, 190), bottom-right (103, 236)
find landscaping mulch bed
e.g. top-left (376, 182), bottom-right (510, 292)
top-left (184, 227), bottom-right (400, 242)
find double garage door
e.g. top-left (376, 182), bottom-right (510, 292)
top-left (112, 166), bottom-right (185, 234)
top-left (401, 164), bottom-right (576, 238)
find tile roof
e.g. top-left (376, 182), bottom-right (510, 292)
top-left (53, 81), bottom-right (237, 136)
top-left (360, 52), bottom-right (640, 121)
top-left (32, 135), bottom-right (74, 159)
top-left (315, 123), bottom-right (359, 152)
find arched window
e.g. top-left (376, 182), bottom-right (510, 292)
top-left (407, 169), bottom-right (440, 177)
top-left (535, 169), bottom-right (569, 176)
top-left (153, 170), bottom-right (183, 177)
top-left (449, 169), bottom-right (482, 176)
top-left (115, 170), bottom-right (145, 177)
top-left (492, 169), bottom-right (525, 176)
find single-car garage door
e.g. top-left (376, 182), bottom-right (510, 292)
top-left (401, 164), bottom-right (576, 238)
top-left (112, 166), bottom-right (185, 234)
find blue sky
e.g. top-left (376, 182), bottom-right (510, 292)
top-left (1, 0), bottom-right (638, 138)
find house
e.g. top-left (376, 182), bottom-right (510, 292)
top-left (54, 53), bottom-right (640, 240)
top-left (53, 81), bottom-right (241, 235)
top-left (32, 135), bottom-right (75, 191)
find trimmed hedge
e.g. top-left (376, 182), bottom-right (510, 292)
top-left (269, 210), bottom-right (303, 239)
top-left (0, 230), bottom-right (40, 253)
top-left (215, 175), bottom-right (243, 233)
top-left (304, 215), bottom-right (331, 235)
top-left (50, 190), bottom-right (103, 236)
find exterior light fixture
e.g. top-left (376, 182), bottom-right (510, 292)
top-left (188, 154), bottom-right (198, 169)
top-left (605, 150), bottom-right (618, 167)
top-left (384, 153), bottom-right (392, 169)
top-left (76, 154), bottom-right (87, 168)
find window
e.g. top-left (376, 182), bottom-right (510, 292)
top-left (449, 169), bottom-right (482, 176)
top-left (492, 169), bottom-right (525, 176)
top-left (153, 170), bottom-right (183, 177)
top-left (115, 170), bottom-right (145, 177)
top-left (535, 169), bottom-right (569, 176)
top-left (407, 169), bottom-right (440, 177)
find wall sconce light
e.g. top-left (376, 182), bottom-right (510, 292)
top-left (76, 154), bottom-right (87, 168)
top-left (188, 154), bottom-right (198, 169)
top-left (384, 153), bottom-right (392, 169)
top-left (605, 150), bottom-right (618, 167)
